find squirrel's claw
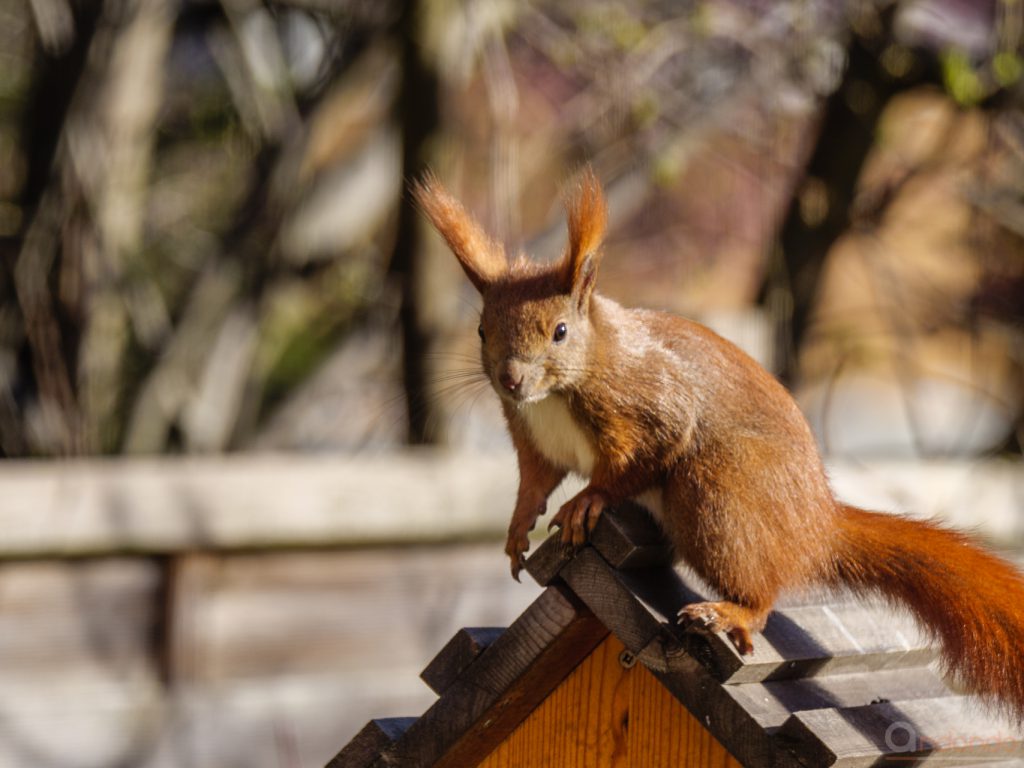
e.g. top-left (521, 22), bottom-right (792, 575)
top-left (505, 531), bottom-right (531, 582)
top-left (551, 489), bottom-right (607, 546)
top-left (510, 554), bottom-right (527, 582)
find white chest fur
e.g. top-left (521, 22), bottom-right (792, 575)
top-left (519, 395), bottom-right (596, 476)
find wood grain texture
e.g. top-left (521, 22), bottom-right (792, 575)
top-left (708, 602), bottom-right (934, 684)
top-left (525, 504), bottom-right (675, 588)
top-left (724, 665), bottom-right (952, 730)
top-left (373, 586), bottom-right (608, 768)
top-left (630, 657), bottom-right (742, 768)
top-left (476, 634), bottom-right (741, 768)
top-left (560, 548), bottom-right (665, 655)
top-left (327, 718), bottom-right (417, 768)
top-left (550, 540), bottom-right (803, 765)
top-left (778, 696), bottom-right (1024, 767)
top-left (476, 634), bottom-right (631, 768)
top-left (420, 627), bottom-right (505, 695)
top-left (525, 532), bottom-right (574, 586)
top-left (647, 641), bottom-right (799, 768)
top-left (588, 503), bottom-right (675, 570)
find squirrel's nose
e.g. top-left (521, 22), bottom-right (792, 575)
top-left (499, 369), bottom-right (523, 392)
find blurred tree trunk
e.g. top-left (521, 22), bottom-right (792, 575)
top-left (763, 9), bottom-right (934, 386)
top-left (7, 0), bottom-right (108, 455)
top-left (390, 0), bottom-right (445, 445)
top-left (12, 0), bottom-right (175, 456)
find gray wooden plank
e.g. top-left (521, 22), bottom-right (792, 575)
top-left (419, 627), bottom-right (504, 696)
top-left (588, 502), bottom-right (675, 569)
top-left (164, 545), bottom-right (539, 684)
top-left (326, 718), bottom-right (416, 768)
top-left (523, 531), bottom-right (573, 586)
top-left (524, 502), bottom-right (673, 587)
top-left (573, 551), bottom-right (935, 684)
top-left (0, 558), bottom-right (159, 668)
top-left (373, 586), bottom-right (607, 768)
top-left (777, 696), bottom-right (1024, 767)
top-left (559, 547), bottom-right (667, 655)
top-left (725, 666), bottom-right (953, 730)
top-left (709, 602), bottom-right (935, 684)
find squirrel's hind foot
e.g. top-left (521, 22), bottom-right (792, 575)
top-left (678, 601), bottom-right (767, 656)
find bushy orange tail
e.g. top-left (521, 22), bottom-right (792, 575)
top-left (833, 505), bottom-right (1024, 720)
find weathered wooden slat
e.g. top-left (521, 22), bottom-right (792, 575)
top-left (0, 454), bottom-right (525, 557)
top-left (523, 532), bottom-right (573, 587)
top-left (420, 627), bottom-right (504, 696)
top-left (588, 502), bottom-right (675, 570)
top-left (559, 548), bottom-right (667, 655)
top-left (777, 696), bottom-right (1024, 767)
top-left (525, 504), bottom-right (675, 588)
top-left (163, 546), bottom-right (539, 685)
top-left (373, 586), bottom-right (608, 768)
top-left (1, 457), bottom-right (1021, 558)
top-left (704, 602), bottom-right (934, 684)
top-left (0, 558), bottom-right (159, 669)
top-left (559, 544), bottom-right (935, 685)
top-left (327, 718), bottom-right (416, 768)
top-left (599, 560), bottom-right (935, 684)
top-left (724, 666), bottom-right (952, 730)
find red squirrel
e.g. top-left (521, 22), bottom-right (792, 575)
top-left (413, 167), bottom-right (1024, 719)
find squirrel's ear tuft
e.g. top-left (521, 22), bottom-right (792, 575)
top-left (412, 172), bottom-right (507, 293)
top-left (562, 165), bottom-right (607, 310)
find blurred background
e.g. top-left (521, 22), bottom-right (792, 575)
top-left (1, 0), bottom-right (1023, 765)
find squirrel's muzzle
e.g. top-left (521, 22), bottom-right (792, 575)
top-left (496, 357), bottom-right (538, 399)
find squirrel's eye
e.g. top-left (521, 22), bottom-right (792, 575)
top-left (553, 322), bottom-right (568, 343)
top-left (478, 324), bottom-right (486, 343)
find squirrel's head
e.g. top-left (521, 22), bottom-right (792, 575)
top-left (413, 168), bottom-right (608, 405)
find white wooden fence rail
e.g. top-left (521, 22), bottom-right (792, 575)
top-left (1, 453), bottom-right (1021, 556)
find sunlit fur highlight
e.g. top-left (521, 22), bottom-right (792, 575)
top-left (562, 166), bottom-right (608, 297)
top-left (412, 172), bottom-right (507, 291)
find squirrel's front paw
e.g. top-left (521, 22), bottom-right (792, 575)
top-left (549, 489), bottom-right (607, 547)
top-left (505, 532), bottom-right (530, 582)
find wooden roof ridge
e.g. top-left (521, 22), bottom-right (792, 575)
top-left (327, 504), bottom-right (1024, 768)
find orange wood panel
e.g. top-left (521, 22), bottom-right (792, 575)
top-left (477, 634), bottom-right (742, 767)
top-left (477, 635), bottom-right (631, 768)
top-left (628, 658), bottom-right (743, 767)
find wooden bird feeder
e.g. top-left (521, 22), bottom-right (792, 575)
top-left (327, 504), bottom-right (1024, 767)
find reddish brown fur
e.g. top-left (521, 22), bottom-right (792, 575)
top-left (832, 505), bottom-right (1024, 718)
top-left (562, 168), bottom-right (607, 297)
top-left (415, 168), bottom-right (1024, 721)
top-left (412, 173), bottom-right (507, 292)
